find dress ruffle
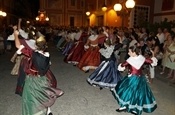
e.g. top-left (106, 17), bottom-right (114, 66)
top-left (112, 75), bottom-right (157, 115)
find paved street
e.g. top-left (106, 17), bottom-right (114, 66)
top-left (0, 42), bottom-right (175, 115)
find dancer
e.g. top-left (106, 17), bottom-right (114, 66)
top-left (14, 19), bottom-right (57, 96)
top-left (10, 52), bottom-right (24, 76)
top-left (14, 30), bottom-right (64, 115)
top-left (77, 28), bottom-right (102, 72)
top-left (64, 28), bottom-right (88, 65)
top-left (9, 19), bottom-right (30, 76)
top-left (87, 38), bottom-right (122, 90)
top-left (112, 45), bottom-right (157, 115)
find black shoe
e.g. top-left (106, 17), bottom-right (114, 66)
top-left (116, 108), bottom-right (126, 112)
top-left (48, 112), bottom-right (53, 115)
top-left (84, 70), bottom-right (89, 73)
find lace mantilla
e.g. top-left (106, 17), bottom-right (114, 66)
top-left (99, 45), bottom-right (114, 58)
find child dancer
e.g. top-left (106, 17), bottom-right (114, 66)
top-left (112, 45), bottom-right (157, 115)
top-left (87, 39), bottom-right (122, 90)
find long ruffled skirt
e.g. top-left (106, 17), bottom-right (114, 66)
top-left (22, 75), bottom-right (63, 115)
top-left (62, 41), bottom-right (74, 56)
top-left (112, 75), bottom-right (157, 115)
top-left (87, 60), bottom-right (122, 89)
top-left (64, 41), bottom-right (85, 64)
top-left (15, 57), bottom-right (57, 96)
top-left (77, 46), bottom-right (100, 71)
top-left (11, 54), bottom-right (23, 76)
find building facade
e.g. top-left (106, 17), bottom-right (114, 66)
top-left (1, 0), bottom-right (175, 28)
top-left (39, 0), bottom-right (88, 26)
top-left (153, 0), bottom-right (175, 23)
top-left (0, 0), bottom-right (15, 27)
top-left (39, 0), bottom-right (157, 27)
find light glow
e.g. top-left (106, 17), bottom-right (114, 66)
top-left (125, 0), bottom-right (135, 8)
top-left (113, 4), bottom-right (122, 11)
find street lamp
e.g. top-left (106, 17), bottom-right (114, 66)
top-left (36, 17), bottom-right (39, 21)
top-left (35, 10), bottom-right (49, 22)
top-left (114, 0), bottom-right (135, 28)
top-left (45, 17), bottom-right (49, 21)
top-left (86, 11), bottom-right (90, 16)
top-left (0, 10), bottom-right (7, 17)
top-left (102, 0), bottom-right (107, 12)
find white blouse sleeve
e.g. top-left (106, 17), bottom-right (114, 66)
top-left (19, 29), bottom-right (28, 39)
top-left (16, 45), bottom-right (25, 54)
top-left (118, 63), bottom-right (126, 71)
top-left (151, 57), bottom-right (158, 66)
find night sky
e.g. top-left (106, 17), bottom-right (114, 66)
top-left (14, 0), bottom-right (40, 19)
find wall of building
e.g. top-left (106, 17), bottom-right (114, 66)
top-left (40, 0), bottom-right (87, 26)
top-left (154, 0), bottom-right (175, 23)
top-left (39, 0), bottom-right (156, 27)
top-left (88, 0), bottom-right (155, 27)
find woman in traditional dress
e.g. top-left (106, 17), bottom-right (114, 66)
top-left (14, 30), bottom-right (64, 115)
top-left (77, 28), bottom-right (103, 72)
top-left (9, 19), bottom-right (28, 76)
top-left (62, 30), bottom-right (76, 56)
top-left (87, 39), bottom-right (122, 90)
top-left (112, 45), bottom-right (157, 115)
top-left (10, 52), bottom-right (24, 76)
top-left (14, 19), bottom-right (57, 96)
top-left (64, 28), bottom-right (88, 65)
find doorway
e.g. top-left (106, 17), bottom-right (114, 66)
top-left (70, 17), bottom-right (74, 27)
top-left (97, 15), bottom-right (104, 26)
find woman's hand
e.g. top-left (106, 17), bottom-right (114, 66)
top-left (150, 49), bottom-right (155, 57)
top-left (18, 18), bottom-right (22, 22)
top-left (13, 25), bottom-right (17, 31)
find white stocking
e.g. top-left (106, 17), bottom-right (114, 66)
top-left (47, 107), bottom-right (51, 114)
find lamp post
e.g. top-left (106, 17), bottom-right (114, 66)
top-left (102, 0), bottom-right (107, 12)
top-left (0, 10), bottom-right (7, 17)
top-left (35, 10), bottom-right (49, 24)
top-left (86, 11), bottom-right (90, 16)
top-left (85, 2), bottom-right (91, 26)
top-left (114, 0), bottom-right (135, 28)
top-left (0, 10), bottom-right (7, 27)
top-left (102, 0), bottom-right (108, 26)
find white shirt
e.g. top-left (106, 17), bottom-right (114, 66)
top-left (157, 33), bottom-right (165, 44)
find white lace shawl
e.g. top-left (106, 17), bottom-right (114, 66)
top-left (99, 45), bottom-right (114, 59)
top-left (126, 55), bottom-right (145, 70)
top-left (17, 45), bottom-right (49, 57)
top-left (89, 35), bottom-right (98, 41)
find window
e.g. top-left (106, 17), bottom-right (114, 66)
top-left (71, 0), bottom-right (76, 6)
top-left (70, 17), bottom-right (74, 27)
top-left (81, 1), bottom-right (84, 7)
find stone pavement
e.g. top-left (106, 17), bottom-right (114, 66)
top-left (0, 42), bottom-right (174, 115)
